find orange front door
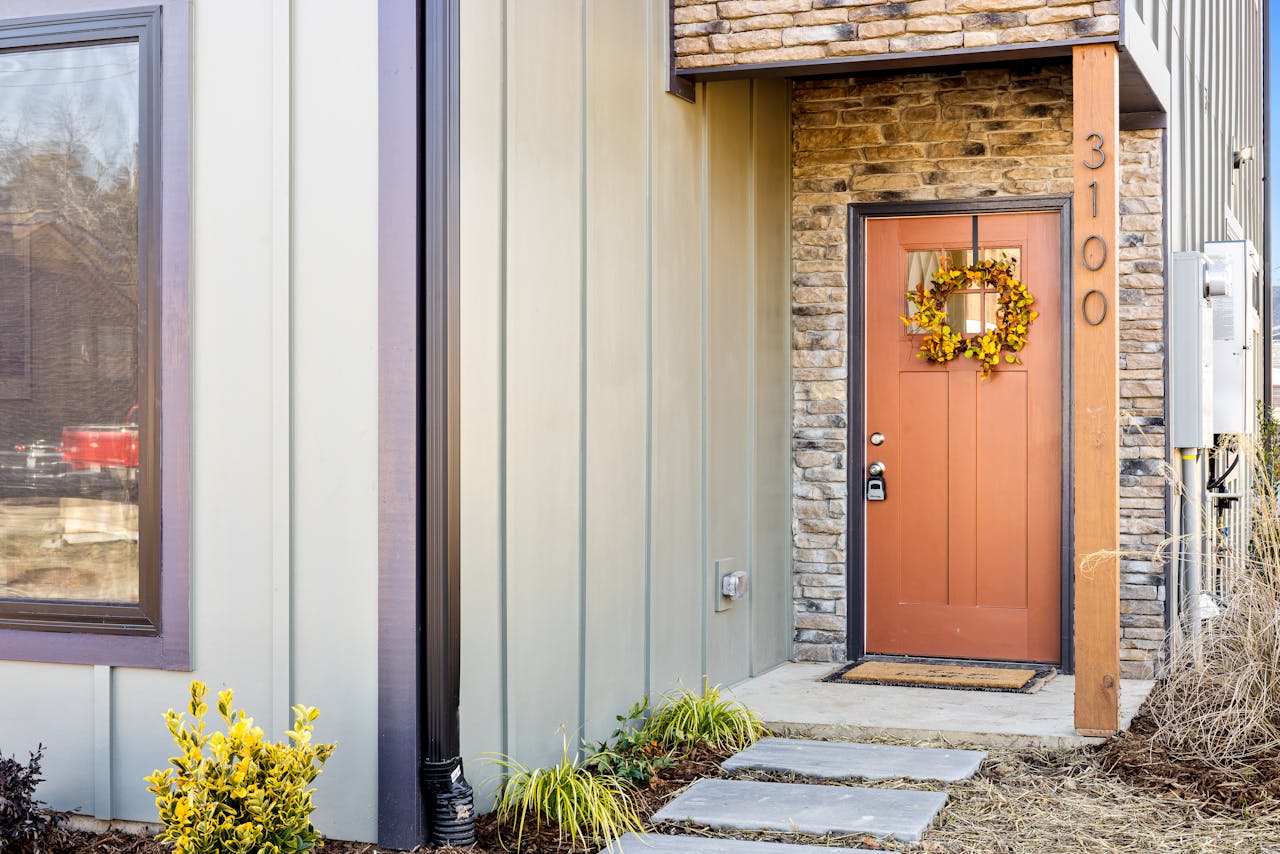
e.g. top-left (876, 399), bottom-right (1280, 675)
top-left (864, 212), bottom-right (1063, 663)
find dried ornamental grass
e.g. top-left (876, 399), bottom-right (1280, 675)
top-left (1102, 434), bottom-right (1280, 812)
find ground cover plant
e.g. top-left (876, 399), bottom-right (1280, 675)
top-left (583, 699), bottom-right (675, 789)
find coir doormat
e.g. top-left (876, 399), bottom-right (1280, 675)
top-left (822, 659), bottom-right (1057, 694)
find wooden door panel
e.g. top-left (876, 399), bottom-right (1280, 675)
top-left (864, 212), bottom-right (1062, 663)
top-left (898, 370), bottom-right (949, 605)
top-left (975, 370), bottom-right (1028, 609)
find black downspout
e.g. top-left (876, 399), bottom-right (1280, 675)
top-left (1264, 0), bottom-right (1273, 412)
top-left (420, 0), bottom-right (475, 845)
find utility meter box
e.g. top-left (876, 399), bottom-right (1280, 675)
top-left (1204, 240), bottom-right (1261, 435)
top-left (1169, 252), bottom-right (1215, 449)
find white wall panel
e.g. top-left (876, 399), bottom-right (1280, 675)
top-left (290, 0), bottom-right (380, 839)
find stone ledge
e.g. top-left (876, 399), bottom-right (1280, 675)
top-left (674, 1), bottom-right (1119, 69)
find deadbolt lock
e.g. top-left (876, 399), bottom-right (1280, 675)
top-left (866, 460), bottom-right (887, 501)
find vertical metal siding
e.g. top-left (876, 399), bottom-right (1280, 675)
top-left (1136, 0), bottom-right (1265, 253)
top-left (458, 0), bottom-right (793, 777)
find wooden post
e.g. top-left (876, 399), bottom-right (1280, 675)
top-left (1072, 43), bottom-right (1121, 735)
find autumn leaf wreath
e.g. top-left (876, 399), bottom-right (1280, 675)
top-left (901, 257), bottom-right (1039, 378)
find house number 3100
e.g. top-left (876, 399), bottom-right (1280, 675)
top-left (1080, 131), bottom-right (1109, 287)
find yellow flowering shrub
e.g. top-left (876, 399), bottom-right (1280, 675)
top-left (145, 681), bottom-right (337, 854)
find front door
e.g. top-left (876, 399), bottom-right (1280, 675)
top-left (863, 212), bottom-right (1063, 663)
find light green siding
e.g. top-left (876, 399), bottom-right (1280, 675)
top-left (459, 0), bottom-right (793, 780)
top-left (0, 0), bottom-right (382, 841)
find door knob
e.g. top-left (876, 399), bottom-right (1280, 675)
top-left (869, 461), bottom-right (886, 477)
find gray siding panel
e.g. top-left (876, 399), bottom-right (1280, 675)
top-left (751, 79), bottom-right (793, 676)
top-left (706, 80), bottom-right (755, 688)
top-left (1135, 0), bottom-right (1265, 251)
top-left (503, 0), bottom-right (586, 768)
top-left (459, 0), bottom-right (793, 787)
top-left (583, 0), bottom-right (652, 743)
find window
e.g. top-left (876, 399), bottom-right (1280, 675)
top-left (0, 7), bottom-right (187, 662)
top-left (904, 247), bottom-right (1021, 336)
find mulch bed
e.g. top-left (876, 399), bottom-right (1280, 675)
top-left (49, 746), bottom-right (735, 854)
top-left (1099, 710), bottom-right (1280, 814)
top-left (473, 744), bottom-right (733, 853)
top-left (56, 828), bottom-right (480, 853)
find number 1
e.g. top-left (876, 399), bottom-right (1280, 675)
top-left (1089, 181), bottom-right (1097, 217)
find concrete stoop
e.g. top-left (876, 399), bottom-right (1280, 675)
top-left (600, 738), bottom-right (984, 852)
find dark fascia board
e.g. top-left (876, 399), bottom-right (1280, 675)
top-left (667, 0), bottom-right (694, 102)
top-left (1120, 111), bottom-right (1168, 131)
top-left (674, 35), bottom-right (1118, 84)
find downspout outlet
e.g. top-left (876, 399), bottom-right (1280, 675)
top-left (421, 756), bottom-right (477, 846)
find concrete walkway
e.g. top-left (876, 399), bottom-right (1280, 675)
top-left (723, 737), bottom-right (986, 782)
top-left (652, 779), bottom-right (948, 843)
top-left (605, 833), bottom-right (872, 852)
top-left (726, 663), bottom-right (1154, 749)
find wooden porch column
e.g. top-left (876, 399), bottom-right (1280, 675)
top-left (1072, 43), bottom-right (1121, 735)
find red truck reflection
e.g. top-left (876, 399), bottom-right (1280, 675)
top-left (0, 407), bottom-right (138, 499)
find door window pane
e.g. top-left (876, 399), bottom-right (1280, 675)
top-left (0, 42), bottom-right (140, 604)
top-left (904, 248), bottom-right (970, 333)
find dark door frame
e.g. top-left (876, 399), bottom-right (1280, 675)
top-left (845, 195), bottom-right (1075, 673)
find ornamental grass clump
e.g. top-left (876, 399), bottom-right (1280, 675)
top-left (641, 680), bottom-right (766, 753)
top-left (145, 681), bottom-right (336, 854)
top-left (1103, 429), bottom-right (1280, 812)
top-left (491, 739), bottom-right (642, 852)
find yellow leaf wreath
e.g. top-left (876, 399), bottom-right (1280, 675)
top-left (900, 257), bottom-right (1039, 378)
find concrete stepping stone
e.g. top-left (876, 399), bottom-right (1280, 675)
top-left (600, 832), bottom-right (872, 852)
top-left (651, 778), bottom-right (947, 844)
top-left (722, 737), bottom-right (986, 783)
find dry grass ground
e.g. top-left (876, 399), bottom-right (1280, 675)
top-left (645, 738), bottom-right (1280, 854)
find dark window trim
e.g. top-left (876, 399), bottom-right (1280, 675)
top-left (0, 2), bottom-right (190, 670)
top-left (845, 196), bottom-right (1075, 674)
top-left (378, 0), bottom-right (425, 845)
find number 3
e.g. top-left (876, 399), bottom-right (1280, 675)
top-left (1083, 133), bottom-right (1105, 169)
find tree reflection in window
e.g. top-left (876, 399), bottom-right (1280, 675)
top-left (0, 42), bottom-right (141, 605)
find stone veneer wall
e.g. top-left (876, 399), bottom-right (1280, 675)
top-left (1116, 129), bottom-right (1167, 679)
top-left (790, 64), bottom-right (1169, 677)
top-left (675, 0), bottom-right (1119, 70)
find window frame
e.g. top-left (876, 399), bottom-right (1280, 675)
top-left (0, 3), bottom-right (189, 669)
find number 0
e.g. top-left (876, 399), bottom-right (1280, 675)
top-left (1081, 234), bottom-right (1107, 271)
top-left (1083, 133), bottom-right (1105, 169)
